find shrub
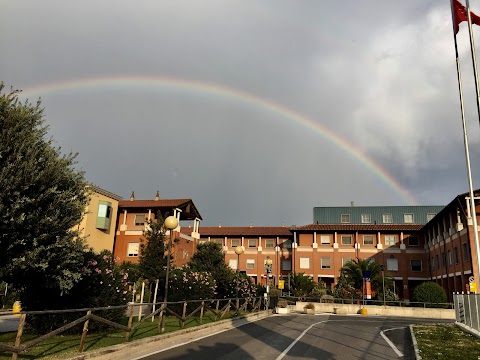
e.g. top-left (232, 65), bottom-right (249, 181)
top-left (277, 299), bottom-right (288, 308)
top-left (167, 268), bottom-right (216, 313)
top-left (413, 282), bottom-right (447, 307)
top-left (375, 288), bottom-right (399, 303)
top-left (333, 276), bottom-right (363, 300)
top-left (304, 302), bottom-right (315, 310)
top-left (26, 250), bottom-right (131, 333)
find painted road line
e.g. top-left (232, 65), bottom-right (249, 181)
top-left (380, 327), bottom-right (405, 357)
top-left (275, 321), bottom-right (326, 360)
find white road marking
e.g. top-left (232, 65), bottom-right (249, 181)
top-left (275, 321), bottom-right (326, 360)
top-left (380, 327), bottom-right (405, 357)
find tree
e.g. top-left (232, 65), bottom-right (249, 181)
top-left (188, 242), bottom-right (236, 298)
top-left (138, 213), bottom-right (169, 282)
top-left (287, 272), bottom-right (316, 297)
top-left (0, 85), bottom-right (89, 307)
top-left (339, 258), bottom-right (391, 293)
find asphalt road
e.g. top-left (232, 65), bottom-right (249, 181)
top-left (131, 314), bottom-right (452, 360)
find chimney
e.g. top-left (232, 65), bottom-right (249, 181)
top-left (250, 222), bottom-right (253, 228)
top-left (130, 191), bottom-right (135, 201)
top-left (155, 191), bottom-right (160, 201)
top-left (219, 222), bottom-right (222, 228)
top-left (282, 222), bottom-right (285, 227)
top-left (351, 201), bottom-right (354, 207)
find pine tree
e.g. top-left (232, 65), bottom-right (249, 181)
top-left (0, 84), bottom-right (89, 305)
top-left (138, 213), bottom-right (169, 282)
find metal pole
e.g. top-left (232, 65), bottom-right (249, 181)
top-left (236, 253), bottom-right (240, 300)
top-left (161, 230), bottom-right (173, 332)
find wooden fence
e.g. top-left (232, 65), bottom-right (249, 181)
top-left (0, 296), bottom-right (267, 359)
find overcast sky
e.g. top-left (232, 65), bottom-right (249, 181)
top-left (3, 0), bottom-right (480, 226)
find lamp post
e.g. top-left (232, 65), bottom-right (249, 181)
top-left (381, 265), bottom-right (386, 306)
top-left (265, 257), bottom-right (273, 311)
top-left (234, 246), bottom-right (244, 309)
top-left (161, 215), bottom-right (179, 333)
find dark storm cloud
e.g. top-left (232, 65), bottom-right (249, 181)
top-left (2, 0), bottom-right (480, 225)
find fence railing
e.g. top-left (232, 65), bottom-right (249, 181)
top-left (0, 296), bottom-right (268, 360)
top-left (453, 293), bottom-right (480, 332)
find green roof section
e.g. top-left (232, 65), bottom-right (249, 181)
top-left (313, 205), bottom-right (445, 225)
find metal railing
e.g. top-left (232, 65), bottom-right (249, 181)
top-left (453, 293), bottom-right (480, 332)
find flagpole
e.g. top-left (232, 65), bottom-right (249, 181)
top-left (450, 0), bottom-right (480, 282)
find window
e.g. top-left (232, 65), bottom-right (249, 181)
top-left (363, 235), bottom-right (374, 245)
top-left (341, 235), bottom-right (352, 245)
top-left (341, 214), bottom-right (350, 223)
top-left (427, 213), bottom-right (436, 222)
top-left (300, 257), bottom-right (310, 269)
top-left (246, 259), bottom-right (255, 270)
top-left (411, 260), bottom-right (422, 272)
top-left (283, 239), bottom-right (292, 248)
top-left (321, 257), bottom-right (331, 269)
top-left (454, 247), bottom-right (460, 264)
top-left (383, 214), bottom-right (393, 224)
top-left (342, 258), bottom-right (352, 266)
top-left (320, 235), bottom-right (330, 244)
top-left (134, 214), bottom-right (146, 226)
top-left (431, 257), bottom-right (435, 271)
top-left (212, 238), bottom-right (223, 246)
top-left (265, 239), bottom-right (274, 248)
top-left (447, 250), bottom-right (452, 266)
top-left (229, 259), bottom-right (238, 270)
top-left (282, 259), bottom-right (292, 271)
top-left (385, 235), bottom-right (396, 246)
top-left (248, 239), bottom-right (256, 248)
top-left (404, 213), bottom-right (414, 223)
top-left (231, 239), bottom-right (240, 248)
top-left (408, 236), bottom-right (419, 246)
top-left (127, 243), bottom-right (139, 257)
top-left (435, 254), bottom-right (439, 269)
top-left (441, 253), bottom-right (446, 267)
top-left (361, 214), bottom-right (371, 223)
top-left (463, 243), bottom-right (470, 261)
top-left (387, 258), bottom-right (398, 271)
top-left (96, 201), bottom-right (112, 230)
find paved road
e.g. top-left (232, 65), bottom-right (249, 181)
top-left (129, 314), bottom-right (452, 360)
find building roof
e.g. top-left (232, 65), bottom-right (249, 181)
top-left (197, 226), bottom-right (292, 237)
top-left (88, 185), bottom-right (123, 201)
top-left (313, 205), bottom-right (444, 225)
top-left (293, 224), bottom-right (424, 231)
top-left (119, 199), bottom-right (202, 220)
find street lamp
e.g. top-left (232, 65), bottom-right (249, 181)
top-left (234, 246), bottom-right (244, 309)
top-left (161, 215), bottom-right (178, 332)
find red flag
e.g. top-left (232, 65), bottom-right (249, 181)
top-left (453, 0), bottom-right (480, 34)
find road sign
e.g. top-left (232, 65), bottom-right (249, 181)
top-left (469, 276), bottom-right (475, 283)
top-left (278, 280), bottom-right (285, 289)
top-left (470, 282), bottom-right (477, 293)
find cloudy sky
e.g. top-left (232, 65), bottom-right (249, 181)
top-left (3, 0), bottom-right (480, 226)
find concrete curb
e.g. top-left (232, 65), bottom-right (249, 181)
top-left (455, 321), bottom-right (480, 339)
top-left (65, 310), bottom-right (271, 360)
top-left (409, 325), bottom-right (422, 360)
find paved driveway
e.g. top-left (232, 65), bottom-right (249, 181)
top-left (117, 314), bottom-right (452, 360)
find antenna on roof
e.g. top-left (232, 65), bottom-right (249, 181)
top-left (351, 201), bottom-right (354, 207)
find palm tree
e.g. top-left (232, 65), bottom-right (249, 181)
top-left (339, 258), bottom-right (391, 293)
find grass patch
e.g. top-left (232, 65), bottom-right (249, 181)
top-left (413, 323), bottom-right (480, 360)
top-left (0, 311), bottom-right (235, 359)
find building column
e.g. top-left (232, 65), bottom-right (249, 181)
top-left (377, 231), bottom-right (383, 249)
top-left (258, 236), bottom-right (262, 251)
top-left (191, 217), bottom-right (200, 239)
top-left (333, 231), bottom-right (338, 249)
top-left (313, 231), bottom-right (318, 248)
top-left (400, 231), bottom-right (406, 250)
top-left (120, 209), bottom-right (127, 231)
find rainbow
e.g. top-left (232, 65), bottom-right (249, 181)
top-left (18, 75), bottom-right (417, 204)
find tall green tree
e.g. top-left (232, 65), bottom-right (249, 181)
top-left (0, 85), bottom-right (89, 306)
top-left (188, 242), bottom-right (235, 298)
top-left (339, 258), bottom-right (391, 292)
top-left (138, 213), bottom-right (169, 282)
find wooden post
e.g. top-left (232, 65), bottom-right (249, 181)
top-left (215, 300), bottom-right (220, 321)
top-left (126, 304), bottom-right (134, 340)
top-left (138, 281), bottom-right (145, 321)
top-left (200, 301), bottom-right (205, 324)
top-left (12, 314), bottom-right (26, 360)
top-left (151, 279), bottom-right (159, 322)
top-left (180, 302), bottom-right (187, 329)
top-left (157, 303), bottom-right (164, 334)
top-left (78, 310), bottom-right (91, 353)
